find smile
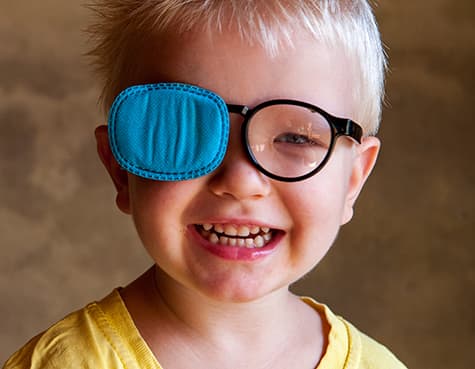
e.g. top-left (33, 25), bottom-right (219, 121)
top-left (195, 224), bottom-right (275, 248)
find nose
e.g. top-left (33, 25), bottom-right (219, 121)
top-left (207, 114), bottom-right (271, 200)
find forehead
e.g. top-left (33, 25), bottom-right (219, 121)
top-left (136, 27), bottom-right (358, 120)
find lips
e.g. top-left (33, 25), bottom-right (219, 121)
top-left (191, 222), bottom-right (283, 261)
top-left (196, 223), bottom-right (274, 248)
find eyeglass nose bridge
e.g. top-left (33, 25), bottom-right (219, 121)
top-left (225, 103), bottom-right (254, 151)
top-left (227, 104), bottom-right (250, 117)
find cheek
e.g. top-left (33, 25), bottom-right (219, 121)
top-left (281, 165), bottom-right (352, 263)
top-left (128, 179), bottom-right (192, 248)
top-left (289, 176), bottom-right (348, 226)
top-left (290, 185), bottom-right (344, 244)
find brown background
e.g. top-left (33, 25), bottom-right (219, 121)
top-left (1, 1), bottom-right (474, 368)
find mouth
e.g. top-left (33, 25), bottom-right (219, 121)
top-left (195, 223), bottom-right (276, 249)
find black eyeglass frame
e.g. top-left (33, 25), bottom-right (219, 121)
top-left (227, 99), bottom-right (363, 182)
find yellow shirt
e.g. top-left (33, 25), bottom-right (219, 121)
top-left (3, 290), bottom-right (407, 369)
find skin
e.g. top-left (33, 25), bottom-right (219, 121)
top-left (95, 25), bottom-right (380, 369)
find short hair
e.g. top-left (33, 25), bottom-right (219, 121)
top-left (86, 0), bottom-right (387, 135)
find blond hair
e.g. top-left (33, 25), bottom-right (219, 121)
top-left (86, 0), bottom-right (386, 134)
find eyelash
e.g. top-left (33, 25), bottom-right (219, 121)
top-left (274, 132), bottom-right (318, 146)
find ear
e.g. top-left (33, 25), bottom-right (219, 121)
top-left (341, 136), bottom-right (381, 225)
top-left (95, 125), bottom-right (131, 214)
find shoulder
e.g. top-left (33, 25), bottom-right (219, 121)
top-left (342, 318), bottom-right (408, 369)
top-left (3, 290), bottom-right (128, 369)
top-left (3, 306), bottom-right (101, 369)
top-left (300, 298), bottom-right (407, 369)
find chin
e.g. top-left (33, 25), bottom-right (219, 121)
top-left (192, 271), bottom-right (290, 304)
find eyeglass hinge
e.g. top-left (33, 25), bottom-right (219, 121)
top-left (344, 119), bottom-right (353, 135)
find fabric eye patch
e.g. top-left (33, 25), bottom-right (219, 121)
top-left (108, 83), bottom-right (229, 181)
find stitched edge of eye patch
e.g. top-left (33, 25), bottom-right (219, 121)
top-left (108, 83), bottom-right (229, 181)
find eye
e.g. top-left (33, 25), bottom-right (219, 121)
top-left (274, 132), bottom-right (318, 146)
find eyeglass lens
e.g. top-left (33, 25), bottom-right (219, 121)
top-left (246, 104), bottom-right (332, 179)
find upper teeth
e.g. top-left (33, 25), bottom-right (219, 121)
top-left (202, 224), bottom-right (270, 237)
top-left (198, 224), bottom-right (273, 248)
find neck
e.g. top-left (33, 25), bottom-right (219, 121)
top-left (121, 266), bottom-right (326, 368)
top-left (151, 266), bottom-right (298, 345)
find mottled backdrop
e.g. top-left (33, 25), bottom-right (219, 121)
top-left (1, 1), bottom-right (474, 368)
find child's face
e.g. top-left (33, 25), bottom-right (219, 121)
top-left (99, 27), bottom-right (379, 302)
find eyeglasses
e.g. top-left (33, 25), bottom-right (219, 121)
top-left (227, 100), bottom-right (362, 182)
top-left (108, 82), bottom-right (362, 182)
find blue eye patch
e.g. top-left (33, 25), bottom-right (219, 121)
top-left (108, 83), bottom-right (229, 181)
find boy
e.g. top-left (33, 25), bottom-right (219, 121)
top-left (4, 1), bottom-right (407, 368)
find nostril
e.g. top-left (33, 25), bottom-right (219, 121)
top-left (207, 161), bottom-right (271, 200)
